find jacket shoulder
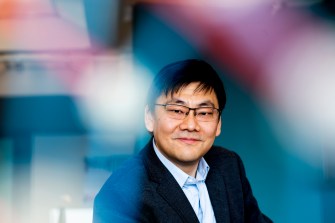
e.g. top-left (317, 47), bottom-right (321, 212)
top-left (98, 154), bottom-right (146, 191)
top-left (93, 154), bottom-right (148, 222)
top-left (205, 145), bottom-right (240, 162)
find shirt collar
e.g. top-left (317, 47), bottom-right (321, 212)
top-left (152, 139), bottom-right (210, 188)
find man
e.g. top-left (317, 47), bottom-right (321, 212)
top-left (93, 59), bottom-right (272, 223)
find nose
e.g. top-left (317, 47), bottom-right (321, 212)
top-left (179, 111), bottom-right (200, 131)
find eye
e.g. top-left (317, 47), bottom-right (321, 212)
top-left (197, 112), bottom-right (213, 116)
top-left (196, 108), bottom-right (214, 116)
top-left (172, 109), bottom-right (185, 114)
top-left (166, 108), bottom-right (185, 114)
top-left (166, 105), bottom-right (187, 115)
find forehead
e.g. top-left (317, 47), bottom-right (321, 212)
top-left (160, 82), bottom-right (219, 105)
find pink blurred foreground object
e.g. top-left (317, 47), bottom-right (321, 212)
top-left (0, 0), bottom-right (90, 52)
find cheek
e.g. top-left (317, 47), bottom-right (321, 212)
top-left (203, 125), bottom-right (220, 138)
top-left (154, 117), bottom-right (178, 134)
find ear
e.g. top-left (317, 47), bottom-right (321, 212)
top-left (215, 117), bottom-right (222, 137)
top-left (144, 105), bottom-right (154, 132)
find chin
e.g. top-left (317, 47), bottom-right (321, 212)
top-left (177, 154), bottom-right (202, 163)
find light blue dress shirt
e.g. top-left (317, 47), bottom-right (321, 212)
top-left (153, 140), bottom-right (216, 223)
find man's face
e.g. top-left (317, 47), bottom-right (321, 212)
top-left (145, 82), bottom-right (221, 169)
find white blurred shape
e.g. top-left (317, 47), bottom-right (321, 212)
top-left (65, 208), bottom-right (92, 223)
top-left (264, 22), bottom-right (335, 163)
top-left (49, 208), bottom-right (92, 223)
top-left (76, 57), bottom-right (151, 132)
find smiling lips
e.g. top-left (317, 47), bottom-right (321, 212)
top-left (176, 137), bottom-right (202, 144)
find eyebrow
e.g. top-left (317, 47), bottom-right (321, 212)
top-left (167, 98), bottom-right (216, 107)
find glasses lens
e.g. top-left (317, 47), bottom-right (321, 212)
top-left (165, 104), bottom-right (188, 119)
top-left (163, 104), bottom-right (219, 121)
top-left (195, 107), bottom-right (218, 122)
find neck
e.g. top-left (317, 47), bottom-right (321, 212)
top-left (174, 160), bottom-right (199, 177)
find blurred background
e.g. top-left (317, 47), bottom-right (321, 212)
top-left (0, 0), bottom-right (335, 222)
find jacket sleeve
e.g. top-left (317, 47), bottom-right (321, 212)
top-left (235, 153), bottom-right (273, 223)
top-left (92, 163), bottom-right (146, 223)
top-left (93, 186), bottom-right (140, 223)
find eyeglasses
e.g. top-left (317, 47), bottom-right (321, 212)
top-left (155, 103), bottom-right (221, 122)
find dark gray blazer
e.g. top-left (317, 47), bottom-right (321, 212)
top-left (93, 141), bottom-right (272, 223)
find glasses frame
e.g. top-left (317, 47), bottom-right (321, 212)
top-left (154, 103), bottom-right (221, 121)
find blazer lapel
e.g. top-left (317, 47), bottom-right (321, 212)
top-left (206, 169), bottom-right (231, 223)
top-left (142, 142), bottom-right (199, 223)
top-left (156, 178), bottom-right (199, 223)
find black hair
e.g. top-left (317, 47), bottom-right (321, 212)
top-left (146, 59), bottom-right (226, 112)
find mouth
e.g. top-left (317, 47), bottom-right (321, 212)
top-left (176, 137), bottom-right (202, 145)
